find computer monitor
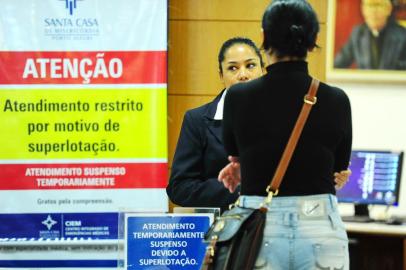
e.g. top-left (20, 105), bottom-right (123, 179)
top-left (336, 150), bottom-right (404, 219)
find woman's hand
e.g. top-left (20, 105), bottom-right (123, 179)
top-left (334, 169), bottom-right (351, 190)
top-left (218, 156), bottom-right (241, 193)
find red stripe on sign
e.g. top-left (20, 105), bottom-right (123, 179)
top-left (0, 163), bottom-right (168, 190)
top-left (0, 51), bottom-right (166, 84)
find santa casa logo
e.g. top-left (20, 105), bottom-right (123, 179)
top-left (59, 0), bottom-right (84, 16)
top-left (42, 215), bottom-right (58, 230)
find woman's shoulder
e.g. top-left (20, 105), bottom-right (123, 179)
top-left (186, 101), bottom-right (211, 116)
top-left (319, 81), bottom-right (350, 103)
top-left (185, 93), bottom-right (222, 118)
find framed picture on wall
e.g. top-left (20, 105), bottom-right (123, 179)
top-left (326, 0), bottom-right (406, 82)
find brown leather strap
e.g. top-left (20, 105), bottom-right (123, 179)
top-left (268, 78), bottom-right (320, 192)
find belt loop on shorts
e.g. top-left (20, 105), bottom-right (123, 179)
top-left (239, 196), bottom-right (245, 207)
top-left (328, 194), bottom-right (337, 212)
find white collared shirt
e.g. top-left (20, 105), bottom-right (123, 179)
top-left (213, 89), bottom-right (228, 120)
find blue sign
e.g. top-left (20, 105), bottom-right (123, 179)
top-left (125, 215), bottom-right (210, 270)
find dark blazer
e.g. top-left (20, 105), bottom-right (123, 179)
top-left (334, 21), bottom-right (406, 70)
top-left (223, 61), bottom-right (352, 196)
top-left (166, 91), bottom-right (239, 211)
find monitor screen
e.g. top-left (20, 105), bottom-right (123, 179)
top-left (336, 150), bottom-right (404, 206)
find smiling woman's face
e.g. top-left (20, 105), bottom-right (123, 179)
top-left (220, 43), bottom-right (263, 89)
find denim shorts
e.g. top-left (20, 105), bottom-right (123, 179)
top-left (238, 194), bottom-right (349, 270)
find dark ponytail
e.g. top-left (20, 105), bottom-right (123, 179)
top-left (289, 24), bottom-right (306, 56)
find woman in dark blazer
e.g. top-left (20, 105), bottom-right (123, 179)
top-left (166, 37), bottom-right (265, 212)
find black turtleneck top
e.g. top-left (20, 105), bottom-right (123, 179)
top-left (223, 61), bottom-right (352, 196)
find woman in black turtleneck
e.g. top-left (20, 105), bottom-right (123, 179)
top-left (219, 1), bottom-right (352, 269)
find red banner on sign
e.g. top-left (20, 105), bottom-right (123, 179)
top-left (0, 51), bottom-right (167, 84)
top-left (0, 163), bottom-right (168, 189)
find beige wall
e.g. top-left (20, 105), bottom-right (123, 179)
top-left (167, 0), bottom-right (327, 184)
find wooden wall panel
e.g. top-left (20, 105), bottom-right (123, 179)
top-left (169, 21), bottom-right (327, 94)
top-left (169, 0), bottom-right (326, 22)
top-left (169, 20), bottom-right (263, 95)
top-left (309, 0), bottom-right (327, 23)
top-left (169, 0), bottom-right (269, 21)
top-left (167, 95), bottom-right (216, 167)
top-left (308, 24), bottom-right (327, 81)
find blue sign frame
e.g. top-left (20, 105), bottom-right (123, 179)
top-left (125, 214), bottom-right (211, 270)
